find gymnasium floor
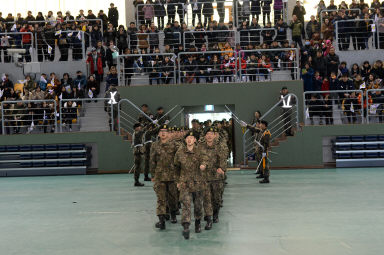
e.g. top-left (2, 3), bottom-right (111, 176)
top-left (1, 168), bottom-right (383, 255)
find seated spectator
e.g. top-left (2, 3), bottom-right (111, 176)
top-left (106, 66), bottom-right (119, 90)
top-left (246, 54), bottom-right (259, 82)
top-left (361, 61), bottom-right (371, 80)
top-left (196, 55), bottom-right (208, 83)
top-left (338, 61), bottom-right (349, 78)
top-left (258, 55), bottom-right (272, 81)
top-left (371, 60), bottom-right (384, 79)
top-left (308, 94), bottom-right (324, 125)
top-left (48, 73), bottom-right (61, 94)
top-left (148, 59), bottom-right (161, 85)
top-left (322, 94), bottom-right (333, 125)
top-left (161, 56), bottom-right (174, 84)
top-left (221, 42), bottom-right (233, 58)
top-left (221, 54), bottom-right (234, 82)
top-left (86, 75), bottom-right (99, 101)
top-left (313, 71), bottom-right (323, 91)
top-left (24, 75), bottom-right (37, 92)
top-left (208, 54), bottom-right (222, 83)
top-left (350, 63), bottom-right (361, 79)
top-left (61, 73), bottom-right (73, 94)
top-left (342, 92), bottom-right (360, 124)
top-left (74, 71), bottom-right (87, 91)
top-left (62, 100), bottom-right (78, 131)
top-left (183, 55), bottom-right (198, 83)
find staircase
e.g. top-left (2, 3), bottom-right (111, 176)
top-left (78, 82), bottom-right (110, 132)
top-left (242, 93), bottom-right (300, 169)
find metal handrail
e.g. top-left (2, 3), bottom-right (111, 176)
top-left (116, 53), bottom-right (177, 86)
top-left (319, 8), bottom-right (362, 35)
top-left (0, 32), bottom-right (36, 62)
top-left (1, 99), bottom-right (57, 134)
top-left (242, 93), bottom-right (299, 164)
top-left (365, 88), bottom-right (384, 124)
top-left (303, 90), bottom-right (365, 125)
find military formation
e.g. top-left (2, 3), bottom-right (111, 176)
top-left (130, 105), bottom-right (270, 239)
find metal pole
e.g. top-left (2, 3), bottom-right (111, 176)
top-left (1, 103), bottom-right (5, 135)
top-left (178, 53), bottom-right (182, 84)
top-left (59, 100), bottom-right (63, 133)
top-left (81, 31), bottom-right (86, 60)
top-left (111, 100), bottom-right (114, 132)
top-left (239, 50), bottom-right (243, 82)
top-left (117, 55), bottom-right (122, 86)
top-left (242, 129), bottom-right (248, 165)
top-left (118, 100), bottom-right (122, 135)
top-left (54, 100), bottom-right (58, 133)
top-left (366, 89), bottom-right (370, 124)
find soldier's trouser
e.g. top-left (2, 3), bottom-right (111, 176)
top-left (203, 183), bottom-right (213, 217)
top-left (262, 153), bottom-right (270, 177)
top-left (205, 181), bottom-right (223, 216)
top-left (144, 143), bottom-right (151, 177)
top-left (255, 149), bottom-right (262, 171)
top-left (180, 189), bottom-right (203, 224)
top-left (154, 181), bottom-right (178, 216)
top-left (134, 151), bottom-right (143, 181)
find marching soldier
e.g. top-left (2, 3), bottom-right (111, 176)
top-left (132, 123), bottom-right (145, 187)
top-left (199, 127), bottom-right (227, 226)
top-left (174, 131), bottom-right (208, 239)
top-left (143, 123), bottom-right (157, 182)
top-left (150, 125), bottom-right (179, 230)
top-left (244, 120), bottom-right (271, 183)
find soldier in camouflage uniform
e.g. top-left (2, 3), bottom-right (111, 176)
top-left (138, 104), bottom-right (154, 125)
top-left (143, 124), bottom-right (158, 181)
top-left (191, 119), bottom-right (203, 138)
top-left (174, 131), bottom-right (208, 239)
top-left (150, 125), bottom-right (179, 230)
top-left (200, 127), bottom-right (227, 226)
top-left (245, 120), bottom-right (271, 183)
top-left (132, 123), bottom-right (145, 187)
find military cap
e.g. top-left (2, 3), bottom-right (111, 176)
top-left (175, 127), bottom-right (181, 132)
top-left (183, 126), bottom-right (189, 131)
top-left (184, 131), bottom-right (199, 139)
top-left (260, 120), bottom-right (268, 127)
top-left (133, 123), bottom-right (141, 129)
top-left (159, 124), bottom-right (169, 131)
top-left (204, 126), bottom-right (216, 135)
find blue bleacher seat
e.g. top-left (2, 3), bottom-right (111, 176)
top-left (336, 145), bottom-right (351, 151)
top-left (20, 154), bottom-right (32, 160)
top-left (365, 152), bottom-right (379, 158)
top-left (20, 162), bottom-right (33, 168)
top-left (58, 144), bottom-right (71, 150)
top-left (365, 135), bottom-right (378, 141)
top-left (46, 144), bottom-right (58, 151)
top-left (379, 135), bottom-right (384, 141)
top-left (59, 161), bottom-right (71, 167)
top-left (380, 144), bottom-right (384, 149)
top-left (351, 136), bottom-right (364, 142)
top-left (45, 153), bottom-right (58, 159)
top-left (71, 144), bottom-right (85, 150)
top-left (32, 162), bottom-right (45, 167)
top-left (365, 144), bottom-right (379, 150)
top-left (7, 146), bottom-right (19, 152)
top-left (352, 153), bottom-right (365, 159)
top-left (351, 144), bottom-right (364, 150)
top-left (19, 145), bottom-right (32, 151)
top-left (379, 152), bottom-right (384, 158)
top-left (0, 146), bottom-right (6, 152)
top-left (336, 136), bottom-right (351, 142)
top-left (71, 161), bottom-right (85, 166)
top-left (71, 152), bottom-right (86, 158)
top-left (59, 153), bottom-right (71, 158)
top-left (32, 145), bottom-right (45, 151)
top-left (45, 161), bottom-right (58, 167)
top-left (338, 153), bottom-right (351, 159)
top-left (32, 153), bottom-right (45, 159)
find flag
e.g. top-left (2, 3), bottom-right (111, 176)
top-left (11, 24), bottom-right (17, 31)
top-left (67, 32), bottom-right (73, 37)
top-left (55, 30), bottom-right (62, 36)
top-left (305, 107), bottom-right (310, 119)
top-left (77, 31), bottom-right (82, 40)
top-left (40, 76), bottom-right (47, 84)
top-left (48, 45), bottom-right (53, 55)
top-left (360, 82), bottom-right (366, 89)
top-left (139, 56), bottom-right (143, 65)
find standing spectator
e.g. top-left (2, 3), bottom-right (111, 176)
top-left (98, 10), bottom-right (109, 32)
top-left (191, 0), bottom-right (202, 27)
top-left (251, 0), bottom-right (261, 24)
top-left (55, 25), bottom-right (69, 61)
top-left (326, 48), bottom-right (340, 77)
top-left (106, 66), bottom-right (119, 90)
top-left (127, 23), bottom-right (137, 51)
top-left (137, 24), bottom-right (149, 50)
top-left (105, 23), bottom-right (117, 47)
top-left (274, 18), bottom-right (288, 44)
top-left (154, 0), bottom-right (166, 30)
top-left (302, 63), bottom-right (315, 95)
top-left (261, 0), bottom-right (272, 27)
top-left (64, 11), bottom-right (74, 23)
top-left (86, 48), bottom-right (104, 84)
top-left (148, 23), bottom-right (160, 52)
top-left (306, 15), bottom-right (320, 40)
top-left (86, 10), bottom-right (97, 25)
top-left (290, 15), bottom-right (303, 47)
top-left (321, 18), bottom-right (334, 41)
top-left (292, 1), bottom-right (306, 36)
top-left (202, 0), bottom-right (213, 28)
top-left (105, 41), bottom-right (119, 69)
top-left (274, 0), bottom-right (283, 23)
top-left (143, 0), bottom-right (155, 27)
top-left (167, 0), bottom-right (176, 24)
top-left (313, 50), bottom-right (327, 77)
top-left (238, 21), bottom-right (250, 49)
top-left (377, 12), bottom-right (384, 49)
top-left (20, 23), bottom-right (32, 62)
top-left (91, 24), bottom-right (103, 48)
top-left (108, 3), bottom-right (119, 28)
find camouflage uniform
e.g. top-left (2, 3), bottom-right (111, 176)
top-left (132, 130), bottom-right (145, 182)
top-left (174, 144), bottom-right (207, 224)
top-left (259, 129), bottom-right (271, 177)
top-left (199, 141), bottom-right (227, 220)
top-left (143, 126), bottom-right (157, 179)
top-left (150, 139), bottom-right (179, 216)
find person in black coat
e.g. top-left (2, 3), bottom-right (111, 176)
top-left (251, 0), bottom-right (261, 24)
top-left (108, 3), bottom-right (119, 28)
top-left (104, 23), bottom-right (117, 46)
top-left (154, 0), bottom-right (166, 30)
top-left (262, 0), bottom-right (272, 26)
top-left (117, 25), bottom-right (129, 53)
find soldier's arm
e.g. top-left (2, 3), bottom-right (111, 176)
top-left (149, 144), bottom-right (157, 178)
top-left (173, 148), bottom-right (182, 182)
top-left (262, 133), bottom-right (271, 153)
top-left (218, 146), bottom-right (228, 172)
top-left (246, 124), bottom-right (261, 133)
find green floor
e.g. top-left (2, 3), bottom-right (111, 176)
top-left (1, 169), bottom-right (384, 255)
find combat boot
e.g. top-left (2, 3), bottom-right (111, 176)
top-left (204, 216), bottom-right (212, 230)
top-left (195, 219), bottom-right (201, 233)
top-left (171, 212), bottom-right (177, 224)
top-left (182, 223), bottom-right (190, 239)
top-left (144, 175), bottom-right (151, 181)
top-left (164, 214), bottom-right (170, 221)
top-left (155, 215), bottom-right (166, 230)
top-left (256, 174), bottom-right (264, 179)
top-left (134, 181), bottom-right (144, 186)
top-left (259, 177), bottom-right (270, 184)
top-left (213, 212), bottom-right (219, 223)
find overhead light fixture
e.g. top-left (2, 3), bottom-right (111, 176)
top-left (204, 105), bottom-right (214, 111)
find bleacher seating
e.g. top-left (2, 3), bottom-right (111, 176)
top-left (332, 135), bottom-right (384, 167)
top-left (0, 144), bottom-right (91, 177)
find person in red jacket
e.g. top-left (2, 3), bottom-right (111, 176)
top-left (321, 77), bottom-right (330, 97)
top-left (231, 56), bottom-right (247, 81)
top-left (258, 55), bottom-right (272, 81)
top-left (20, 23), bottom-right (32, 62)
top-left (86, 48), bottom-right (104, 83)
